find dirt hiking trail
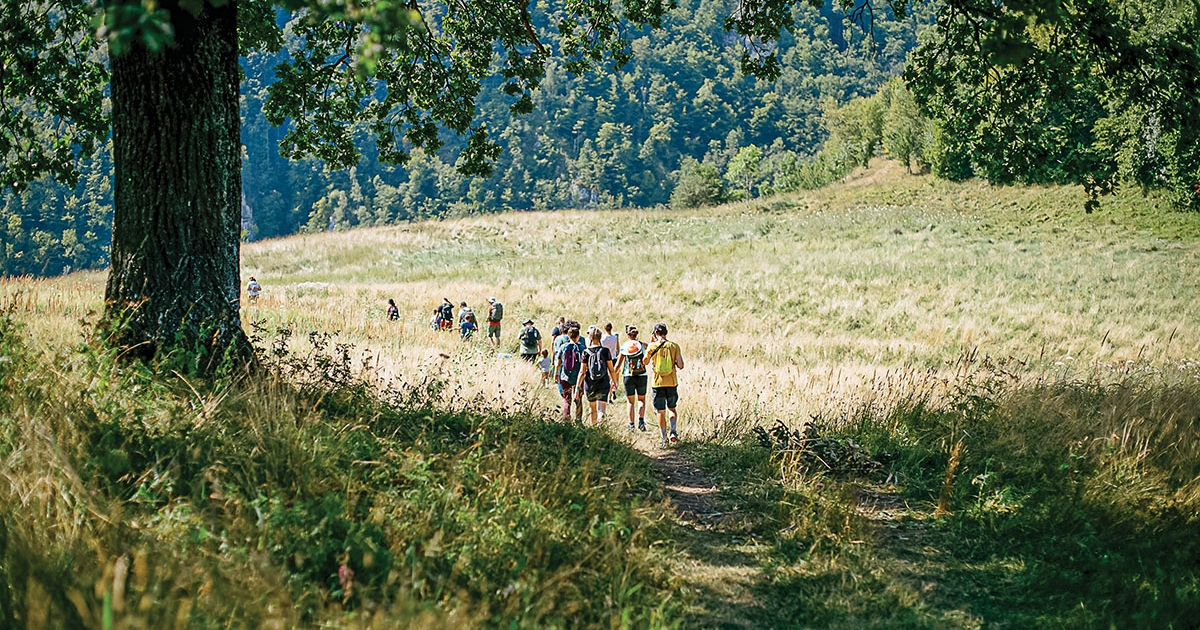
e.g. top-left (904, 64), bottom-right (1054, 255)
top-left (638, 439), bottom-right (963, 629)
top-left (643, 443), bottom-right (771, 628)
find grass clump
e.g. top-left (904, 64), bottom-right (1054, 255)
top-left (707, 354), bottom-right (1200, 628)
top-left (0, 314), bottom-right (679, 628)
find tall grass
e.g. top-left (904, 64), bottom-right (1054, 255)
top-left (2, 162), bottom-right (1198, 626)
top-left (0, 313), bottom-right (678, 628)
top-left (690, 351), bottom-right (1200, 627)
top-left (5, 164), bottom-right (1198, 445)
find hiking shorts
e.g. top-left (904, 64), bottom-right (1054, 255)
top-left (624, 374), bottom-right (648, 397)
top-left (652, 386), bottom-right (679, 411)
top-left (585, 382), bottom-right (610, 402)
top-left (488, 324), bottom-right (501, 339)
top-left (521, 352), bottom-right (538, 363)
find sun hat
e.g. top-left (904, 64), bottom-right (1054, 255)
top-left (523, 318), bottom-right (534, 325)
top-left (488, 297), bottom-right (496, 303)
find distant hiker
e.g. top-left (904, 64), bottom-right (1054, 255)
top-left (460, 316), bottom-right (477, 341)
top-left (554, 325), bottom-right (586, 422)
top-left (519, 318), bottom-right (543, 362)
top-left (613, 325), bottom-right (648, 431)
top-left (486, 297), bottom-right (504, 348)
top-left (459, 301), bottom-right (477, 327)
top-left (430, 309), bottom-right (440, 330)
top-left (647, 322), bottom-right (684, 446)
top-left (538, 349), bottom-right (552, 387)
top-left (246, 277), bottom-right (262, 304)
top-left (551, 316), bottom-right (566, 339)
top-left (601, 322), bottom-right (620, 401)
top-left (386, 298), bottom-right (399, 321)
top-left (438, 298), bottom-right (454, 330)
top-left (577, 327), bottom-right (618, 426)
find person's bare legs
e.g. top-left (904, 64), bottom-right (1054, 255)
top-left (596, 400), bottom-right (608, 424)
top-left (627, 395), bottom-right (637, 426)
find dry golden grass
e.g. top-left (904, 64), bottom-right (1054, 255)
top-left (4, 161), bottom-right (1200, 629)
top-left (5, 162), bottom-right (1199, 439)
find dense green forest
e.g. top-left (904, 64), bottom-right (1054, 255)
top-left (0, 0), bottom-right (934, 276)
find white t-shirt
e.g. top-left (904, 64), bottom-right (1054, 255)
top-left (601, 333), bottom-right (619, 359)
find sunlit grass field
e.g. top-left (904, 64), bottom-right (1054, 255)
top-left (9, 162), bottom-right (1198, 435)
top-left (5, 161), bottom-right (1200, 627)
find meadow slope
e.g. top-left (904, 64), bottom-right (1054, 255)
top-left (3, 162), bottom-right (1199, 628)
top-left (14, 162), bottom-right (1199, 434)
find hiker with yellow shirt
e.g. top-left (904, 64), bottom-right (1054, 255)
top-left (646, 322), bottom-right (684, 446)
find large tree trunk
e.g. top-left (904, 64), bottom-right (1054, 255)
top-left (105, 0), bottom-right (249, 367)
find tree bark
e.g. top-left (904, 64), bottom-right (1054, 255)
top-left (105, 0), bottom-right (250, 367)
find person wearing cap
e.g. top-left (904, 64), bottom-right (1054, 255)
top-left (486, 297), bottom-right (503, 348)
top-left (613, 325), bottom-right (648, 431)
top-left (646, 322), bottom-right (684, 446)
top-left (518, 318), bottom-right (542, 362)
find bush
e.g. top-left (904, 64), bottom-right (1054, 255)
top-left (670, 157), bottom-right (727, 209)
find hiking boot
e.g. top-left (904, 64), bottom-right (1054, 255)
top-left (669, 430), bottom-right (678, 445)
top-left (627, 422), bottom-right (635, 431)
top-left (637, 419), bottom-right (646, 432)
top-left (658, 438), bottom-right (670, 449)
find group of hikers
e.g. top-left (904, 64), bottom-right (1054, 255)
top-left (415, 297), bottom-right (507, 348)
top-left (397, 297), bottom-right (685, 447)
top-left (520, 317), bottom-right (685, 448)
top-left (249, 278), bottom-right (685, 445)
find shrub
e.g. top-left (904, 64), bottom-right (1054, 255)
top-left (670, 157), bottom-right (727, 209)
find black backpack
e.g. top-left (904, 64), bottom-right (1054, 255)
top-left (522, 326), bottom-right (539, 344)
top-left (585, 347), bottom-right (608, 383)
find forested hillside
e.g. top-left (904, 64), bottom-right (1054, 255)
top-left (0, 0), bottom-right (933, 276)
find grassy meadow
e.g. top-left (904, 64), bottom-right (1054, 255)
top-left (3, 162), bottom-right (1200, 628)
top-left (11, 162), bottom-right (1199, 433)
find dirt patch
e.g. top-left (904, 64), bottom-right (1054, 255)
top-left (646, 446), bottom-right (723, 527)
top-left (640, 444), bottom-right (770, 628)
